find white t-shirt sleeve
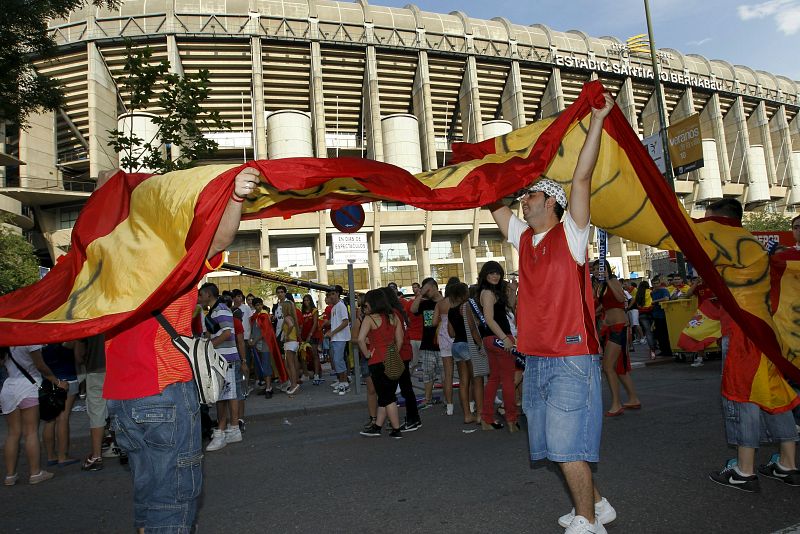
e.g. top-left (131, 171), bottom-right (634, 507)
top-left (507, 215), bottom-right (528, 250)
top-left (564, 211), bottom-right (591, 265)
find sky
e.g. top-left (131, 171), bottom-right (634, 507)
top-left (379, 0), bottom-right (800, 81)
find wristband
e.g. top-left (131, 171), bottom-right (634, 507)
top-left (231, 194), bottom-right (245, 203)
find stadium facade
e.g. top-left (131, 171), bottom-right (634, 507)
top-left (1, 0), bottom-right (798, 292)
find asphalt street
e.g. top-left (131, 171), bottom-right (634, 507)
top-left (2, 360), bottom-right (799, 533)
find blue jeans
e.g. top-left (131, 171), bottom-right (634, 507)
top-left (109, 381), bottom-right (202, 533)
top-left (254, 349), bottom-right (273, 378)
top-left (331, 341), bottom-right (348, 374)
top-left (522, 354), bottom-right (603, 463)
top-left (722, 397), bottom-right (798, 448)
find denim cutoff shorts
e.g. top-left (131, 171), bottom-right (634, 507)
top-left (451, 342), bottom-right (471, 362)
top-left (522, 354), bottom-right (603, 463)
top-left (331, 341), bottom-right (348, 374)
top-left (108, 380), bottom-right (202, 532)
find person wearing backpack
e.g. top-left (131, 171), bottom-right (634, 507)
top-left (103, 167), bottom-right (261, 533)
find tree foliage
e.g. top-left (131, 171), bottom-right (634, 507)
top-left (0, 0), bottom-right (119, 128)
top-left (742, 210), bottom-right (792, 232)
top-left (107, 42), bottom-right (230, 174)
top-left (0, 215), bottom-right (40, 295)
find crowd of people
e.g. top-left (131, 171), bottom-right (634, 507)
top-left (2, 95), bottom-right (799, 534)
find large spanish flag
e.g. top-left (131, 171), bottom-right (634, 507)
top-left (0, 81), bottom-right (797, 411)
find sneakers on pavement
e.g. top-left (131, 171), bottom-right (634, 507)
top-left (330, 380), bottom-right (341, 389)
top-left (336, 383), bottom-right (350, 396)
top-left (709, 459), bottom-right (760, 493)
top-left (362, 417), bottom-right (378, 432)
top-left (264, 388), bottom-right (273, 399)
top-left (286, 383), bottom-right (300, 395)
top-left (206, 429), bottom-right (227, 451)
top-left (360, 424), bottom-right (381, 437)
top-left (691, 357), bottom-right (704, 367)
top-left (29, 470), bottom-right (55, 485)
top-left (389, 428), bottom-right (403, 439)
top-left (313, 375), bottom-right (324, 385)
top-left (558, 498), bottom-right (617, 528)
top-left (102, 443), bottom-right (121, 458)
top-left (225, 426), bottom-right (243, 444)
top-left (445, 403), bottom-right (454, 416)
top-left (758, 453), bottom-right (800, 486)
top-left (564, 515), bottom-right (606, 534)
top-left (238, 418), bottom-right (246, 432)
top-left (400, 419), bottom-right (422, 433)
top-left (81, 456), bottom-right (104, 472)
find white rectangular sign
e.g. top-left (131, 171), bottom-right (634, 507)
top-left (331, 233), bottom-right (369, 264)
top-left (642, 133), bottom-right (667, 175)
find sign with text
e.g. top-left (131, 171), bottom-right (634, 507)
top-left (331, 233), bottom-right (369, 264)
top-left (642, 133), bottom-right (666, 175)
top-left (667, 114), bottom-right (704, 175)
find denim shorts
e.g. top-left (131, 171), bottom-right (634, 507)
top-left (219, 360), bottom-right (245, 401)
top-left (331, 341), bottom-right (348, 374)
top-left (522, 354), bottom-right (603, 463)
top-left (451, 342), bottom-right (471, 362)
top-left (108, 380), bottom-right (202, 532)
top-left (722, 397), bottom-right (799, 448)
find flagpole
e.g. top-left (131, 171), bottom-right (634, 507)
top-left (644, 0), bottom-right (686, 278)
top-left (221, 262), bottom-right (336, 292)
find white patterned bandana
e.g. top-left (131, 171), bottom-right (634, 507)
top-left (526, 179), bottom-right (568, 209)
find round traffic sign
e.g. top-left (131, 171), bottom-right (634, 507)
top-left (330, 205), bottom-right (365, 233)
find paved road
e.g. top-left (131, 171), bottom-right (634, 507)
top-left (3, 360), bottom-right (799, 533)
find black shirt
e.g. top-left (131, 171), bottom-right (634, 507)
top-left (448, 305), bottom-right (467, 343)
top-left (479, 297), bottom-right (511, 339)
top-left (416, 299), bottom-right (439, 351)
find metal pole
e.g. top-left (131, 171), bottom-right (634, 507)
top-left (644, 0), bottom-right (686, 278)
top-left (347, 260), bottom-right (360, 394)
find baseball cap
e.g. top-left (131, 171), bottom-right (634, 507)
top-left (520, 179), bottom-right (568, 209)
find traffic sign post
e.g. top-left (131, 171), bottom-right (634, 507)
top-left (330, 205), bottom-right (365, 233)
top-left (347, 260), bottom-right (360, 395)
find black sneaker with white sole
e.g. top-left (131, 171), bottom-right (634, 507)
top-left (709, 459), bottom-right (760, 493)
top-left (400, 420), bottom-right (422, 433)
top-left (359, 424), bottom-right (381, 437)
top-left (758, 454), bottom-right (800, 486)
top-left (389, 428), bottom-right (403, 439)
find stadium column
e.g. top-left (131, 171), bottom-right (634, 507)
top-left (416, 231), bottom-right (430, 284)
top-left (615, 78), bottom-right (639, 132)
top-left (309, 41), bottom-right (328, 158)
top-left (18, 112), bottom-right (58, 190)
top-left (413, 50), bottom-right (437, 171)
top-left (788, 112), bottom-right (800, 205)
top-left (87, 42), bottom-right (118, 177)
top-left (671, 87), bottom-right (700, 201)
top-left (641, 88), bottom-right (669, 138)
top-left (363, 46), bottom-right (384, 162)
top-left (723, 96), bottom-right (754, 193)
top-left (167, 35), bottom-right (184, 161)
top-left (701, 93), bottom-right (732, 184)
top-left (459, 56), bottom-right (484, 143)
top-left (501, 61), bottom-right (526, 129)
top-left (459, 56), bottom-right (483, 282)
top-left (259, 219), bottom-right (270, 272)
top-left (250, 37), bottom-right (268, 160)
top-left (540, 68), bottom-right (564, 119)
top-left (747, 101), bottom-right (777, 186)
top-left (770, 106), bottom-right (798, 205)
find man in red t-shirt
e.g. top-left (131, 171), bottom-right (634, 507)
top-left (404, 282), bottom-right (424, 369)
top-left (104, 167), bottom-right (261, 533)
top-left (487, 93), bottom-right (615, 534)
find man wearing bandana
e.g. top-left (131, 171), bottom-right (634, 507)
top-left (486, 93), bottom-right (615, 534)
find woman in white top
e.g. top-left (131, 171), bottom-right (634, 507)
top-left (1, 345), bottom-right (67, 486)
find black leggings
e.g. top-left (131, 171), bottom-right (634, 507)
top-left (398, 361), bottom-right (419, 423)
top-left (654, 317), bottom-right (672, 356)
top-left (368, 363), bottom-right (399, 407)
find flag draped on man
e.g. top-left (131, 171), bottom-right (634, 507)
top-left (0, 81), bottom-right (797, 411)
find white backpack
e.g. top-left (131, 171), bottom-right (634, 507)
top-left (155, 313), bottom-right (229, 405)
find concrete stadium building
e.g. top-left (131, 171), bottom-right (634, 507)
top-left (1, 0), bottom-right (799, 291)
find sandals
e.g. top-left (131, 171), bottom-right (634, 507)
top-left (604, 407), bottom-right (625, 417)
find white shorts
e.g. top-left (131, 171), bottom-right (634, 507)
top-left (284, 341), bottom-right (299, 352)
top-left (628, 309), bottom-right (640, 326)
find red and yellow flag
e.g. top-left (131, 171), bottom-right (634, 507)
top-left (0, 81), bottom-right (797, 411)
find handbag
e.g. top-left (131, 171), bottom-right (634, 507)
top-left (384, 342), bottom-right (404, 381)
top-left (8, 354), bottom-right (66, 421)
top-left (154, 313), bottom-right (229, 406)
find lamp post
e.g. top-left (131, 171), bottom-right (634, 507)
top-left (644, 0), bottom-right (687, 278)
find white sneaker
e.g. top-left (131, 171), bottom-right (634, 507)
top-left (445, 403), bottom-right (454, 416)
top-left (564, 515), bottom-right (607, 534)
top-left (330, 380), bottom-right (341, 389)
top-left (691, 358), bottom-right (704, 367)
top-left (224, 426), bottom-right (242, 444)
top-left (206, 429), bottom-right (227, 451)
top-left (558, 498), bottom-right (617, 528)
top-left (337, 383), bottom-right (350, 396)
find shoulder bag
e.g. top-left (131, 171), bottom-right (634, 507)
top-left (8, 353), bottom-right (66, 421)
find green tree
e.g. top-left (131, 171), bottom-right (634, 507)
top-left (743, 211), bottom-right (791, 232)
top-left (107, 42), bottom-right (230, 174)
top-left (0, 0), bottom-right (118, 128)
top-left (0, 215), bottom-right (40, 295)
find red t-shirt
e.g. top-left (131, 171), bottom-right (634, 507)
top-left (403, 298), bottom-right (423, 341)
top-left (103, 254), bottom-right (222, 400)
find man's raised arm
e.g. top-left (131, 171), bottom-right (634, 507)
top-left (208, 167), bottom-right (261, 260)
top-left (568, 92), bottom-right (614, 228)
